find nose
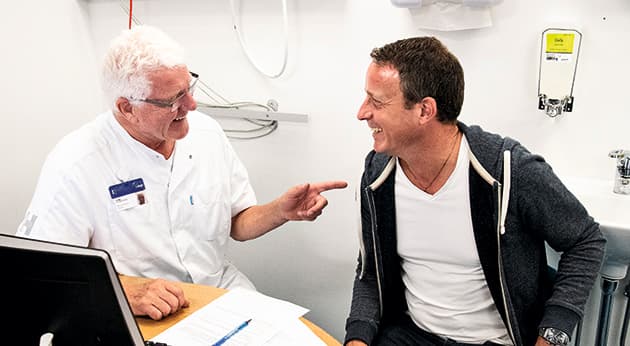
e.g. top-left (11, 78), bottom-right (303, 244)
top-left (183, 91), bottom-right (197, 111)
top-left (357, 97), bottom-right (371, 121)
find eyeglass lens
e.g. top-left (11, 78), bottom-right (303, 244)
top-left (170, 77), bottom-right (198, 112)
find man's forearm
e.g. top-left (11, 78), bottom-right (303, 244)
top-left (230, 202), bottom-right (287, 241)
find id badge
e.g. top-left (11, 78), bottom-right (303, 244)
top-left (109, 178), bottom-right (146, 211)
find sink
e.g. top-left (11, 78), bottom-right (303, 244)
top-left (561, 177), bottom-right (630, 279)
top-left (560, 177), bottom-right (630, 346)
top-left (560, 176), bottom-right (630, 279)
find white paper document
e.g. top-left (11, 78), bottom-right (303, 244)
top-left (151, 304), bottom-right (277, 346)
top-left (211, 287), bottom-right (309, 324)
top-left (266, 318), bottom-right (327, 346)
top-left (150, 288), bottom-right (325, 346)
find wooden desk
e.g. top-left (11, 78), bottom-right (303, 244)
top-left (136, 281), bottom-right (341, 345)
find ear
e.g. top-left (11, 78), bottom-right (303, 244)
top-left (115, 97), bottom-right (136, 122)
top-left (418, 97), bottom-right (437, 125)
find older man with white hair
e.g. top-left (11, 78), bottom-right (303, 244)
top-left (17, 25), bottom-right (346, 320)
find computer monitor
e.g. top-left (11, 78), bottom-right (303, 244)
top-left (0, 233), bottom-right (146, 346)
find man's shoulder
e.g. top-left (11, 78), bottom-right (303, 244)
top-left (363, 151), bottom-right (392, 181)
top-left (45, 113), bottom-right (112, 173)
top-left (462, 122), bottom-right (523, 153)
top-left (187, 110), bottom-right (225, 134)
top-left (462, 122), bottom-right (543, 178)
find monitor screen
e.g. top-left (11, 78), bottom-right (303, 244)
top-left (0, 234), bottom-right (146, 346)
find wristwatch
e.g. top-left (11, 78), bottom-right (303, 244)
top-left (538, 327), bottom-right (570, 346)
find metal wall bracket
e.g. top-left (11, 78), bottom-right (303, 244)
top-left (538, 94), bottom-right (574, 117)
top-left (197, 105), bottom-right (308, 123)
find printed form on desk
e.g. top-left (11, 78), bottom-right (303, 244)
top-left (151, 287), bottom-right (326, 346)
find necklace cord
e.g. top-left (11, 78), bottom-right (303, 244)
top-left (417, 129), bottom-right (460, 191)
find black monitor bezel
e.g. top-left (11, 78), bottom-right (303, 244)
top-left (0, 233), bottom-right (146, 346)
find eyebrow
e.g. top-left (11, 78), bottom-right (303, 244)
top-left (155, 71), bottom-right (196, 102)
top-left (366, 90), bottom-right (378, 100)
top-left (171, 77), bottom-right (194, 99)
top-left (155, 81), bottom-right (190, 103)
top-left (167, 89), bottom-right (188, 102)
top-left (366, 91), bottom-right (388, 105)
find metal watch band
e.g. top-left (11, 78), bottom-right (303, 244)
top-left (539, 327), bottom-right (570, 346)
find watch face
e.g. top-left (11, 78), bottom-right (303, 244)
top-left (540, 328), bottom-right (570, 345)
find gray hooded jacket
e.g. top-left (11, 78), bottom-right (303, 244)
top-left (344, 122), bottom-right (605, 346)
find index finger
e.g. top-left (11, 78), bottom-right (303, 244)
top-left (164, 282), bottom-right (190, 309)
top-left (313, 180), bottom-right (348, 193)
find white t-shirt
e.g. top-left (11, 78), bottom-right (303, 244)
top-left (17, 110), bottom-right (257, 289)
top-left (395, 137), bottom-right (511, 344)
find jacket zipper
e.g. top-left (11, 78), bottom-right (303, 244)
top-left (496, 183), bottom-right (517, 345)
top-left (365, 187), bottom-right (384, 317)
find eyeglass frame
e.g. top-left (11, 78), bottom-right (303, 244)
top-left (129, 71), bottom-right (199, 113)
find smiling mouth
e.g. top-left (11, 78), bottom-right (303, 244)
top-left (371, 128), bottom-right (383, 134)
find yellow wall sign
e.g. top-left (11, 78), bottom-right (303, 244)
top-left (546, 33), bottom-right (575, 54)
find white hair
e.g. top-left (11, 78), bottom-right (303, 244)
top-left (101, 25), bottom-right (187, 108)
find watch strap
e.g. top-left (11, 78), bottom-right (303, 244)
top-left (539, 327), bottom-right (570, 346)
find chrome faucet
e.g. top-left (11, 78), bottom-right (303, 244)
top-left (609, 149), bottom-right (630, 195)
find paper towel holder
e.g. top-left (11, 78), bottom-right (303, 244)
top-left (390, 0), bottom-right (502, 7)
top-left (391, 0), bottom-right (423, 7)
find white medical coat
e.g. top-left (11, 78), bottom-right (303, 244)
top-left (17, 111), bottom-right (257, 289)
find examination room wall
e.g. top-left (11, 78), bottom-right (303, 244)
top-left (1, 2), bottom-right (101, 238)
top-left (3, 0), bottom-right (630, 344)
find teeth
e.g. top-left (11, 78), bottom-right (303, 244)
top-left (175, 116), bottom-right (185, 121)
top-left (371, 128), bottom-right (383, 134)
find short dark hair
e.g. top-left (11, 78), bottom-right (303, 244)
top-left (370, 37), bottom-right (464, 122)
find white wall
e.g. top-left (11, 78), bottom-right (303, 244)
top-left (1, 1), bottom-right (101, 236)
top-left (4, 0), bottom-right (630, 343)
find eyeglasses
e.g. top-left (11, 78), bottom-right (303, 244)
top-left (130, 72), bottom-right (199, 113)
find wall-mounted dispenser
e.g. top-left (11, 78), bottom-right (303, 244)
top-left (537, 28), bottom-right (582, 117)
top-left (609, 149), bottom-right (630, 195)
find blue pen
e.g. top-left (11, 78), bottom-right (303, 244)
top-left (212, 318), bottom-right (252, 346)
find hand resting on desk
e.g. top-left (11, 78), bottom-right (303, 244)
top-left (119, 275), bottom-right (190, 320)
